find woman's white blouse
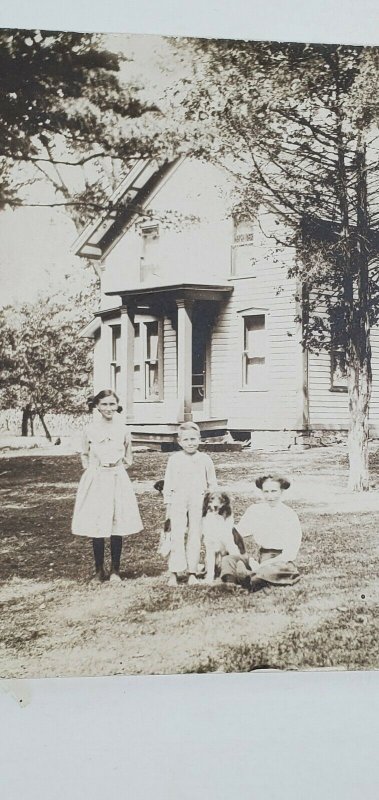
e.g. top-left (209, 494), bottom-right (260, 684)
top-left (236, 501), bottom-right (302, 561)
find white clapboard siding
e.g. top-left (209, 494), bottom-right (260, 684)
top-left (308, 323), bottom-right (379, 430)
top-left (210, 262), bottom-right (303, 430)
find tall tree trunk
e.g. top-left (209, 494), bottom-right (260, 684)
top-left (347, 138), bottom-right (371, 491)
top-left (347, 353), bottom-right (371, 490)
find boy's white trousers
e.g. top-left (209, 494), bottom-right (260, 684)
top-left (168, 498), bottom-right (203, 574)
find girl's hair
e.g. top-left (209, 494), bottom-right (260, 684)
top-left (255, 474), bottom-right (291, 491)
top-left (87, 389), bottom-right (123, 413)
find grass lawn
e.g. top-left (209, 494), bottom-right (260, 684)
top-left (0, 445), bottom-right (378, 677)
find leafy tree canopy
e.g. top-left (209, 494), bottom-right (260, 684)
top-left (0, 29), bottom-right (163, 217)
top-left (0, 277), bottom-right (99, 433)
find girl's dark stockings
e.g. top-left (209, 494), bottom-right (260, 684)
top-left (92, 536), bottom-right (123, 571)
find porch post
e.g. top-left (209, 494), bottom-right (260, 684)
top-left (119, 305), bottom-right (135, 423)
top-left (95, 321), bottom-right (112, 392)
top-left (176, 299), bottom-right (193, 422)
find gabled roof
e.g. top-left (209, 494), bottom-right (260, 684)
top-left (72, 157), bottom-right (182, 260)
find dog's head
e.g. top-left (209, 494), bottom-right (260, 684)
top-left (202, 491), bottom-right (232, 519)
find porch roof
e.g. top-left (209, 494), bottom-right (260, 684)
top-left (106, 282), bottom-right (233, 304)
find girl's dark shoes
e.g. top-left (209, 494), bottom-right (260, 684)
top-left (93, 566), bottom-right (106, 583)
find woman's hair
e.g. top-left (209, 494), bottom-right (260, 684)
top-left (255, 474), bottom-right (291, 491)
top-left (87, 389), bottom-right (123, 413)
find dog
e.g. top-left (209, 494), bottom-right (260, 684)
top-left (202, 491), bottom-right (245, 584)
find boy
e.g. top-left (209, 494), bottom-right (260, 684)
top-left (163, 421), bottom-right (218, 586)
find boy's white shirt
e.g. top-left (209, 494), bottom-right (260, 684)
top-left (163, 449), bottom-right (218, 506)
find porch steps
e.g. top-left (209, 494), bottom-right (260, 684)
top-left (130, 420), bottom-right (228, 449)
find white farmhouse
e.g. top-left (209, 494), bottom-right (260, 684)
top-left (74, 157), bottom-right (377, 447)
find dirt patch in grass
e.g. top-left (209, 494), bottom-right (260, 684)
top-left (1, 446), bottom-right (379, 677)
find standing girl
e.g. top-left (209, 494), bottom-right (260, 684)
top-left (72, 390), bottom-right (143, 582)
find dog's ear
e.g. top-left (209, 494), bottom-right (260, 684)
top-left (202, 492), bottom-right (211, 517)
top-left (232, 527), bottom-right (246, 554)
top-left (154, 479), bottom-right (165, 494)
top-left (220, 492), bottom-right (232, 517)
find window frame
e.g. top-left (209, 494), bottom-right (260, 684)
top-left (133, 314), bottom-right (164, 403)
top-left (139, 222), bottom-right (160, 283)
top-left (330, 344), bottom-right (348, 393)
top-left (238, 307), bottom-right (269, 392)
top-left (329, 315), bottom-right (348, 393)
top-left (230, 217), bottom-right (256, 278)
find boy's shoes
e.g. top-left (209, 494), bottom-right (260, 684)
top-left (110, 570), bottom-right (122, 584)
top-left (93, 567), bottom-right (106, 583)
top-left (168, 573), bottom-right (178, 587)
top-left (187, 574), bottom-right (199, 586)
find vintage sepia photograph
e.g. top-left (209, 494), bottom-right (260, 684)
top-left (1, 28), bottom-right (379, 678)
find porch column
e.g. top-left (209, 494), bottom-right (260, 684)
top-left (119, 305), bottom-right (135, 423)
top-left (176, 299), bottom-right (193, 422)
top-left (95, 322), bottom-right (112, 392)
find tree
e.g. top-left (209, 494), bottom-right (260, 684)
top-left (177, 39), bottom-right (379, 490)
top-left (0, 278), bottom-right (99, 438)
top-left (0, 28), bottom-right (163, 218)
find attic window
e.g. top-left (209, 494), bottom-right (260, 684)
top-left (140, 224), bottom-right (160, 282)
top-left (233, 218), bottom-right (254, 244)
top-left (231, 217), bottom-right (256, 277)
top-left (140, 223), bottom-right (159, 238)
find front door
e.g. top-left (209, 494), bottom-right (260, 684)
top-left (192, 305), bottom-right (211, 415)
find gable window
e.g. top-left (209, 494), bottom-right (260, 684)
top-left (139, 224), bottom-right (160, 283)
top-left (110, 325), bottom-right (121, 392)
top-left (231, 217), bottom-right (256, 277)
top-left (240, 311), bottom-right (268, 391)
top-left (133, 317), bottom-right (163, 401)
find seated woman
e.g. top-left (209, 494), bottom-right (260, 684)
top-left (220, 474), bottom-right (302, 591)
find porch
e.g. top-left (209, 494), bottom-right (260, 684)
top-left (103, 282), bottom-right (233, 435)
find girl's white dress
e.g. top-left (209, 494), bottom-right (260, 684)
top-left (71, 417), bottom-right (143, 539)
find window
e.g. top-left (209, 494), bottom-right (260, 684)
top-left (231, 217), bottom-right (256, 277)
top-left (330, 312), bottom-right (348, 392)
top-left (110, 325), bottom-right (121, 392)
top-left (330, 338), bottom-right (347, 392)
top-left (139, 224), bottom-right (160, 283)
top-left (331, 348), bottom-right (347, 391)
top-left (241, 313), bottom-right (268, 390)
top-left (133, 317), bottom-right (163, 401)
